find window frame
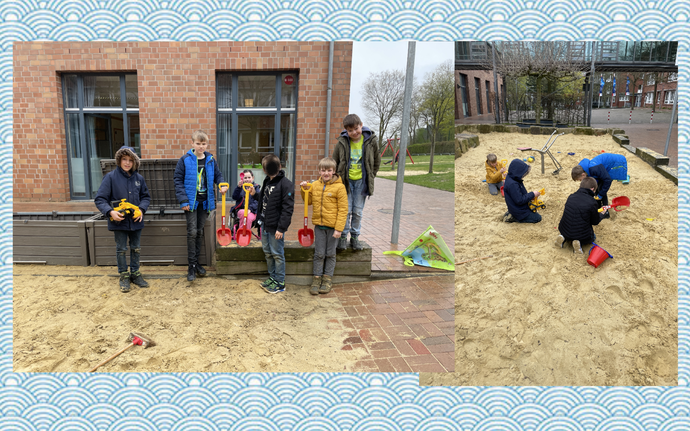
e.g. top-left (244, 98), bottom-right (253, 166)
top-left (61, 72), bottom-right (139, 200)
top-left (215, 71), bottom-right (299, 186)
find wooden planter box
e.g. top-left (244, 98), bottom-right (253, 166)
top-left (86, 210), bottom-right (216, 267)
top-left (215, 240), bottom-right (372, 276)
top-left (13, 212), bottom-right (92, 266)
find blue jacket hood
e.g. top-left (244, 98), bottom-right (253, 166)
top-left (507, 159), bottom-right (530, 181)
top-left (578, 158), bottom-right (592, 175)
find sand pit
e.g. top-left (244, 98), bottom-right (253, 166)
top-left (13, 265), bottom-right (369, 373)
top-left (424, 132), bottom-right (677, 386)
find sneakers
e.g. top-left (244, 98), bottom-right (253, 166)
top-left (130, 270), bottom-right (149, 288)
top-left (195, 265), bottom-right (207, 277)
top-left (187, 265), bottom-right (196, 282)
top-left (503, 211), bottom-right (515, 223)
top-left (555, 235), bottom-right (565, 248)
top-left (337, 236), bottom-right (348, 251)
top-left (119, 272), bottom-right (131, 293)
top-left (318, 275), bottom-right (332, 294)
top-left (350, 235), bottom-right (363, 251)
top-left (310, 276), bottom-right (322, 295)
top-left (572, 240), bottom-right (583, 254)
top-left (264, 281), bottom-right (286, 294)
top-left (261, 277), bottom-right (276, 289)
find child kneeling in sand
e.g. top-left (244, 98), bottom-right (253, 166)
top-left (555, 177), bottom-right (610, 253)
top-left (299, 157), bottom-right (348, 295)
top-left (572, 153), bottom-right (628, 213)
top-left (485, 153), bottom-right (506, 196)
top-left (503, 159), bottom-right (543, 223)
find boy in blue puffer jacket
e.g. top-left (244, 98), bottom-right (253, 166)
top-left (503, 159), bottom-right (544, 223)
top-left (571, 153), bottom-right (628, 210)
top-left (95, 146), bottom-right (151, 293)
top-left (174, 130), bottom-right (228, 282)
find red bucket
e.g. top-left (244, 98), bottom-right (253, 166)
top-left (500, 186), bottom-right (504, 197)
top-left (587, 243), bottom-right (613, 268)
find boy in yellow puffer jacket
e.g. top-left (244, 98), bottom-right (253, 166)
top-left (485, 153), bottom-right (506, 196)
top-left (300, 157), bottom-right (349, 295)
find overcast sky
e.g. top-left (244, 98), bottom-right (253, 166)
top-left (348, 41), bottom-right (453, 127)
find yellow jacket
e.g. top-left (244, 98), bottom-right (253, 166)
top-left (485, 161), bottom-right (504, 184)
top-left (300, 175), bottom-right (348, 232)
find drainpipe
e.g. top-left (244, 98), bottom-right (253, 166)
top-left (325, 41), bottom-right (334, 158)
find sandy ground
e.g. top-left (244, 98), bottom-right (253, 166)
top-left (424, 132), bottom-right (677, 386)
top-left (13, 266), bottom-right (368, 373)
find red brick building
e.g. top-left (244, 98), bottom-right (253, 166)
top-left (454, 69), bottom-right (503, 124)
top-left (13, 41), bottom-right (353, 202)
top-left (605, 72), bottom-right (677, 109)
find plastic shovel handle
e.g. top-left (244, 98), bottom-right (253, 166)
top-left (219, 182), bottom-right (229, 225)
top-left (301, 183), bottom-right (312, 218)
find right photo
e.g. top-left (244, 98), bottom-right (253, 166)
top-left (427, 41), bottom-right (678, 386)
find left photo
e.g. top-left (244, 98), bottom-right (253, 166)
top-left (13, 41), bottom-right (455, 373)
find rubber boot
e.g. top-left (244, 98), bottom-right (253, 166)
top-left (310, 276), bottom-right (322, 295)
top-left (119, 272), bottom-right (131, 293)
top-left (319, 275), bottom-right (333, 294)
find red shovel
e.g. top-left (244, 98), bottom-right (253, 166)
top-left (298, 183), bottom-right (314, 247)
top-left (598, 196), bottom-right (630, 213)
top-left (236, 183), bottom-right (252, 247)
top-left (216, 182), bottom-right (231, 246)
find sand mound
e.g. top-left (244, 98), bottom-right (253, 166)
top-left (423, 132), bottom-right (677, 386)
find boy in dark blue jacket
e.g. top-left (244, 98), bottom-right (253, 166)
top-left (95, 146), bottom-right (151, 293)
top-left (503, 159), bottom-right (544, 223)
top-left (174, 130), bottom-right (228, 282)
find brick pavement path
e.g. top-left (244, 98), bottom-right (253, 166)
top-left (325, 274), bottom-right (455, 372)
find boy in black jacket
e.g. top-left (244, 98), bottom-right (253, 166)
top-left (94, 146), bottom-right (151, 293)
top-left (248, 154), bottom-right (295, 293)
top-left (555, 177), bottom-right (611, 254)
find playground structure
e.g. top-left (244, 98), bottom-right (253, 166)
top-left (517, 130), bottom-right (564, 175)
top-left (381, 137), bottom-right (415, 165)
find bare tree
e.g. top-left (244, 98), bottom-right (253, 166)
top-left (489, 42), bottom-right (587, 124)
top-left (361, 70), bottom-right (405, 150)
top-left (419, 60), bottom-right (454, 174)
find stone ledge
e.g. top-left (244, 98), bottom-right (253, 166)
top-left (655, 165), bottom-right (678, 185)
top-left (621, 144), bottom-right (636, 154)
top-left (635, 146), bottom-right (670, 167)
top-left (454, 133), bottom-right (479, 159)
top-left (216, 260), bottom-right (371, 276)
top-left (612, 134), bottom-right (630, 145)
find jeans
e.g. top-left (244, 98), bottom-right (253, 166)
top-left (262, 227), bottom-right (286, 283)
top-left (114, 229), bottom-right (143, 274)
top-left (516, 211), bottom-right (542, 223)
top-left (488, 181), bottom-right (504, 195)
top-left (185, 209), bottom-right (208, 267)
top-left (344, 178), bottom-right (366, 237)
top-left (313, 227), bottom-right (338, 277)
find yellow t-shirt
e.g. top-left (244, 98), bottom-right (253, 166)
top-left (349, 136), bottom-right (363, 180)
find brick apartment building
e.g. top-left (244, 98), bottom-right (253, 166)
top-left (13, 41), bottom-right (353, 202)
top-left (606, 72), bottom-right (678, 109)
top-left (454, 69), bottom-right (503, 124)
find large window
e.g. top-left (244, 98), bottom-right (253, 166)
top-left (62, 74), bottom-right (139, 199)
top-left (458, 74), bottom-right (469, 117)
top-left (664, 90), bottom-right (676, 104)
top-left (474, 77), bottom-right (482, 115)
top-left (485, 80), bottom-right (492, 113)
top-left (644, 92), bottom-right (654, 105)
top-left (216, 72), bottom-right (298, 187)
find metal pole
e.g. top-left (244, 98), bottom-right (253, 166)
top-left (391, 41), bottom-right (415, 244)
top-left (664, 90), bottom-right (677, 156)
top-left (588, 41), bottom-right (596, 127)
top-left (492, 42), bottom-right (500, 124)
top-left (324, 41), bottom-right (334, 157)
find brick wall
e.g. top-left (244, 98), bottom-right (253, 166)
top-left (13, 41), bottom-right (352, 202)
top-left (610, 73), bottom-right (677, 109)
top-left (455, 69), bottom-right (503, 122)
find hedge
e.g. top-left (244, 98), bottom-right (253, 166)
top-left (381, 141), bottom-right (454, 157)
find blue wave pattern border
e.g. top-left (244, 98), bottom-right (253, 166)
top-left (1, 0), bottom-right (688, 429)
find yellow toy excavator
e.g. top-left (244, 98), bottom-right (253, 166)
top-left (109, 199), bottom-right (142, 221)
top-left (529, 188), bottom-right (546, 212)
